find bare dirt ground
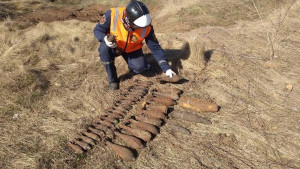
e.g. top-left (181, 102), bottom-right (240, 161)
top-left (0, 0), bottom-right (299, 169)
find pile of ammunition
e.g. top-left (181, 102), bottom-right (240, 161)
top-left (67, 79), bottom-right (219, 161)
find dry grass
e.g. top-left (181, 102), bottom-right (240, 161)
top-left (0, 0), bottom-right (300, 168)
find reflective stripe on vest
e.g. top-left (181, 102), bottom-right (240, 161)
top-left (112, 8), bottom-right (119, 32)
top-left (110, 7), bottom-right (152, 53)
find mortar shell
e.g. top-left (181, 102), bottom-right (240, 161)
top-left (114, 132), bottom-right (144, 149)
top-left (178, 97), bottom-right (219, 112)
top-left (114, 102), bottom-right (132, 110)
top-left (157, 88), bottom-right (182, 95)
top-left (169, 110), bottom-right (212, 125)
top-left (147, 105), bottom-right (168, 114)
top-left (67, 141), bottom-right (84, 154)
top-left (88, 127), bottom-right (105, 137)
top-left (147, 95), bottom-right (176, 106)
top-left (82, 131), bottom-right (101, 142)
top-left (72, 139), bottom-right (91, 150)
top-left (156, 74), bottom-right (182, 83)
top-left (100, 120), bottom-right (115, 129)
top-left (120, 124), bottom-right (152, 142)
top-left (92, 122), bottom-right (108, 130)
top-left (129, 119), bottom-right (159, 135)
top-left (142, 110), bottom-right (166, 120)
top-left (100, 115), bottom-right (115, 123)
top-left (107, 113), bottom-right (123, 119)
top-left (135, 115), bottom-right (162, 127)
top-left (106, 141), bottom-right (135, 161)
top-left (152, 91), bottom-right (179, 100)
top-left (168, 123), bottom-right (191, 135)
top-left (75, 134), bottom-right (95, 146)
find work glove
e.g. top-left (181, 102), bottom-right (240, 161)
top-left (165, 69), bottom-right (176, 78)
top-left (104, 35), bottom-right (117, 48)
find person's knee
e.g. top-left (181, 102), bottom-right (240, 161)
top-left (131, 63), bottom-right (145, 73)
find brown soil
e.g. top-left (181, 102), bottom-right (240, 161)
top-left (13, 4), bottom-right (107, 23)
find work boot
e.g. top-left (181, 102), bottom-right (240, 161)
top-left (109, 82), bottom-right (119, 90)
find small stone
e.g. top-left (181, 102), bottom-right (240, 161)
top-left (273, 55), bottom-right (279, 58)
top-left (54, 82), bottom-right (61, 87)
top-left (291, 107), bottom-right (298, 112)
top-left (13, 114), bottom-right (19, 119)
top-left (91, 107), bottom-right (96, 111)
top-left (285, 84), bottom-right (293, 92)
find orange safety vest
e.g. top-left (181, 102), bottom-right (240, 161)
top-left (110, 7), bottom-right (152, 53)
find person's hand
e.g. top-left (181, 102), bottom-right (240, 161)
top-left (165, 69), bottom-right (176, 78)
top-left (104, 36), bottom-right (117, 48)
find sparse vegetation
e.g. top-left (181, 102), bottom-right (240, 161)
top-left (0, 0), bottom-right (299, 168)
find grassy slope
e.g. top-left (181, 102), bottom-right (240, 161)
top-left (0, 0), bottom-right (299, 168)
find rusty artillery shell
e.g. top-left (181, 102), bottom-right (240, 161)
top-left (142, 110), bottom-right (166, 120)
top-left (129, 119), bottom-right (159, 135)
top-left (120, 95), bottom-right (139, 102)
top-left (168, 123), bottom-right (191, 135)
top-left (178, 97), bottom-right (219, 112)
top-left (73, 139), bottom-right (92, 150)
top-left (88, 126), bottom-right (106, 136)
top-left (169, 110), bottom-right (212, 125)
top-left (135, 115), bottom-right (162, 127)
top-left (147, 95), bottom-right (176, 106)
top-left (82, 131), bottom-right (101, 142)
top-left (100, 120), bottom-right (115, 129)
top-left (75, 134), bottom-right (95, 146)
top-left (120, 124), bottom-right (152, 142)
top-left (157, 88), bottom-right (183, 95)
top-left (107, 113), bottom-right (123, 119)
top-left (114, 132), bottom-right (144, 149)
top-left (121, 92), bottom-right (140, 98)
top-left (152, 91), bottom-right (179, 100)
top-left (147, 105), bottom-right (168, 114)
top-left (114, 101), bottom-right (132, 110)
top-left (92, 122), bottom-right (109, 131)
top-left (106, 141), bottom-right (135, 161)
top-left (100, 115), bottom-right (116, 123)
top-left (156, 74), bottom-right (182, 83)
top-left (68, 141), bottom-right (84, 154)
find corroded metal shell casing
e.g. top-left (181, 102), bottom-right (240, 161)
top-left (178, 97), bottom-right (219, 112)
top-left (114, 132), bottom-right (144, 149)
top-left (106, 141), bottom-right (135, 161)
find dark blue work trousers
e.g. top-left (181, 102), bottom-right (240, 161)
top-left (98, 42), bottom-right (147, 83)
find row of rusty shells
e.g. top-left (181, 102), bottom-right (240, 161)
top-left (109, 87), bottom-right (183, 161)
top-left (67, 81), bottom-right (153, 154)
